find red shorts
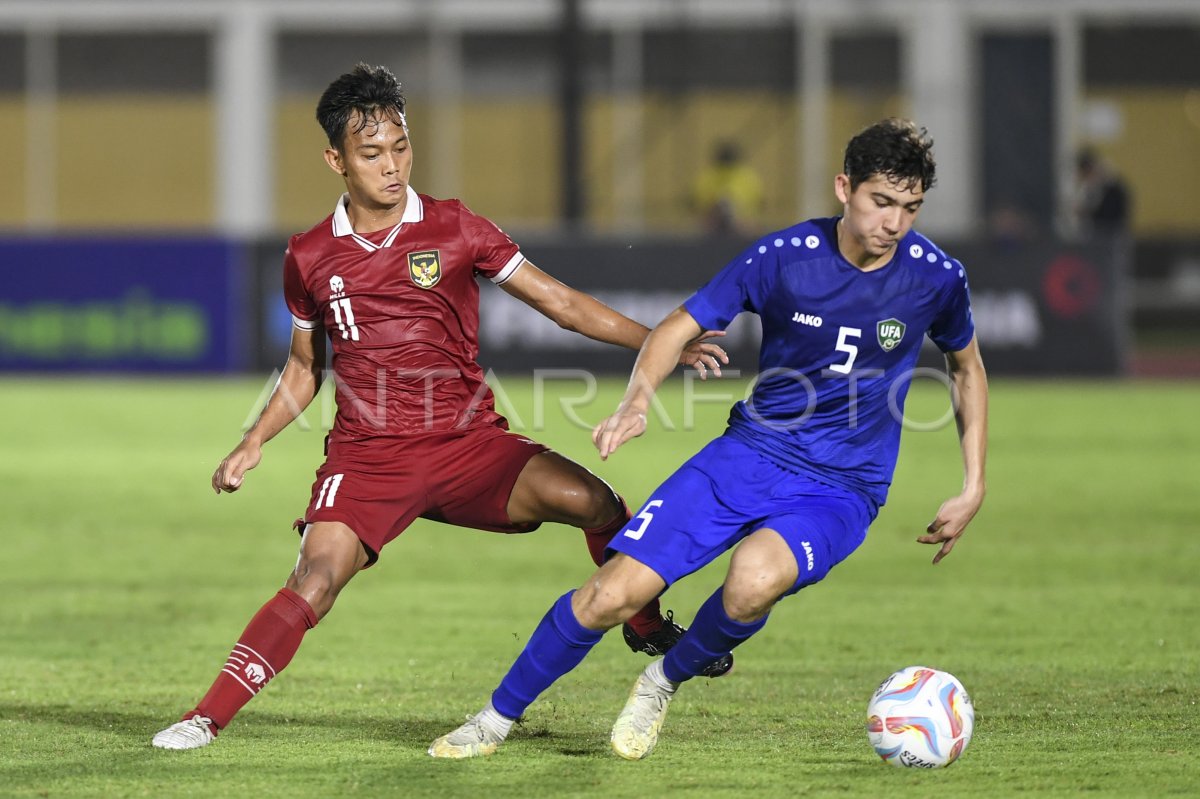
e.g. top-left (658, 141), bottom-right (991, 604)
top-left (298, 425), bottom-right (550, 565)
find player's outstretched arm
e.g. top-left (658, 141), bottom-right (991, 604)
top-left (593, 307), bottom-right (705, 460)
top-left (918, 335), bottom-right (988, 563)
top-left (212, 326), bottom-right (326, 494)
top-left (499, 260), bottom-right (728, 378)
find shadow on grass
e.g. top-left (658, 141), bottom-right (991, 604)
top-left (3, 700), bottom-right (902, 799)
top-left (0, 700), bottom-right (595, 759)
top-left (2, 699), bottom-right (629, 799)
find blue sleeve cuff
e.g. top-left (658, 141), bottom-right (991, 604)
top-left (683, 293), bottom-right (722, 331)
top-left (933, 325), bottom-right (976, 354)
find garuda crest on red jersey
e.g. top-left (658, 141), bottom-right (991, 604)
top-left (408, 249), bottom-right (442, 289)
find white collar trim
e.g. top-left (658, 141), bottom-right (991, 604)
top-left (331, 186), bottom-right (424, 250)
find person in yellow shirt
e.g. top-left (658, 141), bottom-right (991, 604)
top-left (691, 140), bottom-right (764, 237)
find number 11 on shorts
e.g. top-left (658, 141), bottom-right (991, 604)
top-left (624, 500), bottom-right (663, 540)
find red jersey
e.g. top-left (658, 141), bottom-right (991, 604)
top-left (283, 187), bottom-right (526, 443)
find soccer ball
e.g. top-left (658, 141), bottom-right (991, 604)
top-left (866, 666), bottom-right (974, 768)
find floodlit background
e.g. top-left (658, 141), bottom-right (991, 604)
top-left (1, 0), bottom-right (1199, 375)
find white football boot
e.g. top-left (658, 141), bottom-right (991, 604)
top-left (610, 659), bottom-right (678, 760)
top-left (428, 704), bottom-right (513, 759)
top-left (152, 715), bottom-right (216, 750)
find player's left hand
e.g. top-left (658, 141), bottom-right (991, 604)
top-left (592, 407), bottom-right (647, 460)
top-left (678, 330), bottom-right (729, 380)
top-left (917, 491), bottom-right (984, 564)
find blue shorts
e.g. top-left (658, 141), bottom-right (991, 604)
top-left (608, 436), bottom-right (875, 593)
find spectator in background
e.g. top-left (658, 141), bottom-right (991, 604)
top-left (691, 140), bottom-right (764, 237)
top-left (1074, 147), bottom-right (1131, 236)
top-left (986, 197), bottom-right (1038, 251)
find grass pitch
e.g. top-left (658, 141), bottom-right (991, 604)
top-left (1, 375), bottom-right (1197, 798)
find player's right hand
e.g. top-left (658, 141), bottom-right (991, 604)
top-left (592, 408), bottom-right (647, 460)
top-left (212, 441), bottom-right (263, 494)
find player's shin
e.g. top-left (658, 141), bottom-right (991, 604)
top-left (582, 498), bottom-right (662, 637)
top-left (490, 590), bottom-right (605, 720)
top-left (661, 586), bottom-right (766, 683)
top-left (189, 588), bottom-right (318, 732)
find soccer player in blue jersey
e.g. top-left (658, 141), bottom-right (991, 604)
top-left (429, 118), bottom-right (988, 760)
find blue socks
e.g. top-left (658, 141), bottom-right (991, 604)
top-left (491, 591), bottom-right (604, 719)
top-left (488, 586), bottom-right (768, 719)
top-left (662, 586), bottom-right (767, 683)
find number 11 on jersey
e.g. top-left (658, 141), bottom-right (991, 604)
top-left (331, 297), bottom-right (360, 340)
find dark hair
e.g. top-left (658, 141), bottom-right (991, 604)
top-left (715, 140), bottom-right (742, 166)
top-left (1076, 147), bottom-right (1098, 174)
top-left (842, 118), bottom-right (936, 193)
top-left (316, 63), bottom-right (407, 151)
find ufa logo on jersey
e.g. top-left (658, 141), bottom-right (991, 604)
top-left (876, 318), bottom-right (906, 351)
top-left (408, 249), bottom-right (442, 289)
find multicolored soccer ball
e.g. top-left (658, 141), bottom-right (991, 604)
top-left (866, 666), bottom-right (974, 768)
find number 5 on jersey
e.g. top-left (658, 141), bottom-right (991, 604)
top-left (624, 500), bottom-right (663, 541)
top-left (830, 326), bottom-right (861, 374)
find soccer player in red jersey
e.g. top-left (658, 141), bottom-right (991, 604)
top-left (151, 64), bottom-right (730, 750)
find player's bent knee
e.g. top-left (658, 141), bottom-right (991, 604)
top-left (724, 529), bottom-right (799, 621)
top-left (572, 555), bottom-right (664, 629)
top-left (509, 453), bottom-right (619, 528)
top-left (723, 564), bottom-right (796, 622)
top-left (286, 524), bottom-right (366, 618)
top-left (571, 581), bottom-right (632, 630)
top-left (583, 480), bottom-right (623, 525)
top-left (721, 582), bottom-right (782, 623)
top-left (557, 473), bottom-right (620, 528)
top-left (286, 560), bottom-right (344, 615)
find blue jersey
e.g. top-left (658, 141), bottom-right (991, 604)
top-left (683, 217), bottom-right (974, 509)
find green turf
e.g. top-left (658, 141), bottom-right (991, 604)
top-left (1, 375), bottom-right (1197, 798)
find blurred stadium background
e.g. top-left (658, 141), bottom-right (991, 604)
top-left (3, 5), bottom-right (1198, 794)
top-left (2, 0), bottom-right (1199, 378)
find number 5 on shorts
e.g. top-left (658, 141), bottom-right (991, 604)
top-left (624, 500), bottom-right (663, 541)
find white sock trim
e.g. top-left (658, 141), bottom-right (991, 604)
top-left (646, 659), bottom-right (679, 693)
top-left (481, 702), bottom-right (515, 738)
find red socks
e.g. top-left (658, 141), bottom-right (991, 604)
top-left (582, 505), bottom-right (626, 569)
top-left (185, 503), bottom-right (663, 736)
top-left (189, 588), bottom-right (318, 732)
top-left (582, 498), bottom-right (663, 637)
